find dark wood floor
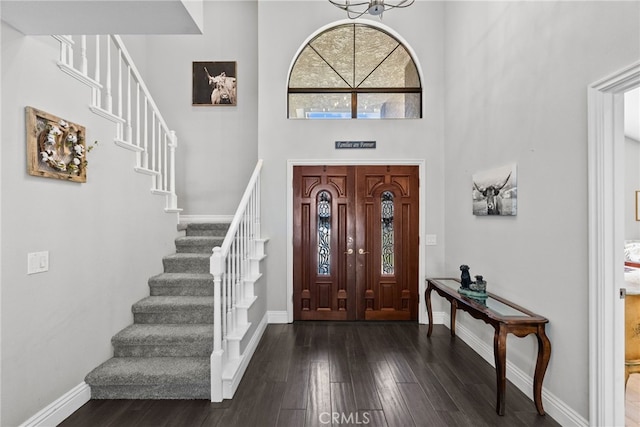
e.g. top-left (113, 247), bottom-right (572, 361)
top-left (60, 322), bottom-right (560, 427)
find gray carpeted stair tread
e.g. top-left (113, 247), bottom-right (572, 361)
top-left (175, 236), bottom-right (224, 245)
top-left (186, 223), bottom-right (229, 237)
top-left (149, 273), bottom-right (214, 283)
top-left (112, 324), bottom-right (213, 345)
top-left (163, 253), bottom-right (212, 260)
top-left (133, 296), bottom-right (214, 312)
top-left (148, 273), bottom-right (214, 296)
top-left (162, 253), bottom-right (211, 273)
top-left (86, 357), bottom-right (210, 386)
top-left (132, 296), bottom-right (215, 324)
top-left (175, 236), bottom-right (224, 254)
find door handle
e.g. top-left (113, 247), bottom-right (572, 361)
top-left (344, 248), bottom-right (354, 255)
top-left (358, 248), bottom-right (369, 255)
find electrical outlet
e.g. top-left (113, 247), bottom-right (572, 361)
top-left (27, 251), bottom-right (49, 275)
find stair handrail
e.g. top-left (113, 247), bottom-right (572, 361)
top-left (210, 159), bottom-right (263, 402)
top-left (55, 34), bottom-right (180, 212)
top-left (217, 159), bottom-right (263, 256)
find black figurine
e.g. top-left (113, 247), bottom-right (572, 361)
top-left (460, 265), bottom-right (473, 289)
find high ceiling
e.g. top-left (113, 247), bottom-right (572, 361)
top-left (1, 0), bottom-right (203, 35)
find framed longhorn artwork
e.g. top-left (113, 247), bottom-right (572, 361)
top-left (192, 61), bottom-right (237, 106)
top-left (472, 163), bottom-right (518, 216)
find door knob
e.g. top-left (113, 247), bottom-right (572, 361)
top-left (359, 248), bottom-right (369, 255)
top-left (344, 248), bottom-right (354, 255)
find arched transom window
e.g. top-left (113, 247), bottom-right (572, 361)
top-left (288, 23), bottom-right (422, 119)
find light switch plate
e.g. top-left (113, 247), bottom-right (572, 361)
top-left (425, 234), bottom-right (437, 246)
top-left (27, 251), bottom-right (49, 274)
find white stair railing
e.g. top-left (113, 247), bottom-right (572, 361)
top-left (54, 35), bottom-right (180, 212)
top-left (210, 159), bottom-right (263, 402)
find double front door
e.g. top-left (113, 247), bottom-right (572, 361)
top-left (293, 165), bottom-right (419, 321)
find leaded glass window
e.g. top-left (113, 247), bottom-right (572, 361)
top-left (318, 191), bottom-right (331, 275)
top-left (288, 23), bottom-right (422, 119)
top-left (381, 191), bottom-right (394, 274)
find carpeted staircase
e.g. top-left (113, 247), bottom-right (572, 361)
top-left (85, 223), bottom-right (229, 399)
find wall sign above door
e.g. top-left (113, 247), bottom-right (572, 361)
top-left (335, 141), bottom-right (376, 149)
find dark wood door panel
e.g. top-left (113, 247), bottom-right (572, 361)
top-left (293, 166), bottom-right (356, 320)
top-left (356, 166), bottom-right (419, 321)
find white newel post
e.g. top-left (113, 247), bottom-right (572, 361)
top-left (167, 131), bottom-right (179, 211)
top-left (210, 247), bottom-right (224, 402)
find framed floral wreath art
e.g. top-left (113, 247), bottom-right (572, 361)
top-left (26, 107), bottom-right (88, 183)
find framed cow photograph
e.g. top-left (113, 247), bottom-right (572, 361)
top-left (472, 163), bottom-right (517, 216)
top-left (192, 61), bottom-right (237, 106)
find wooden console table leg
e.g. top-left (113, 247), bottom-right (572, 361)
top-left (450, 300), bottom-right (457, 337)
top-left (533, 325), bottom-right (552, 415)
top-left (493, 325), bottom-right (508, 415)
top-left (426, 286), bottom-right (434, 337)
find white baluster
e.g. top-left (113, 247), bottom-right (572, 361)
top-left (156, 121), bottom-right (162, 188)
top-left (143, 100), bottom-right (149, 168)
top-left (92, 36), bottom-right (101, 108)
top-left (59, 37), bottom-right (67, 65)
top-left (117, 52), bottom-right (123, 120)
top-left (80, 36), bottom-right (88, 75)
top-left (151, 113), bottom-right (156, 172)
top-left (222, 257), bottom-right (228, 340)
top-left (136, 83), bottom-right (141, 148)
top-left (163, 133), bottom-right (168, 191)
top-left (135, 82), bottom-right (141, 166)
top-left (126, 66), bottom-right (132, 143)
top-left (105, 38), bottom-right (112, 113)
top-left (66, 36), bottom-right (74, 68)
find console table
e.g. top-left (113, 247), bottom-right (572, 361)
top-left (425, 278), bottom-right (551, 416)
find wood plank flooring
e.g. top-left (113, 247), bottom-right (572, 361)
top-left (60, 322), bottom-right (560, 427)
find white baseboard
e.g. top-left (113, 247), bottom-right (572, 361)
top-left (267, 310), bottom-right (289, 324)
top-left (431, 310), bottom-right (446, 325)
top-left (20, 382), bottom-right (90, 427)
top-left (222, 311), bottom-right (269, 399)
top-left (450, 320), bottom-right (588, 427)
top-left (179, 214), bottom-right (233, 224)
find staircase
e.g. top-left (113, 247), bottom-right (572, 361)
top-left (85, 223), bottom-right (228, 399)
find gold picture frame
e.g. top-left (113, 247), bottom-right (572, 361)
top-left (636, 191), bottom-right (640, 221)
top-left (26, 107), bottom-right (87, 183)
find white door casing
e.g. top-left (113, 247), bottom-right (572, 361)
top-left (588, 61), bottom-right (640, 427)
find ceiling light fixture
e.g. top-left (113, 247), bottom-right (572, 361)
top-left (328, 0), bottom-right (415, 19)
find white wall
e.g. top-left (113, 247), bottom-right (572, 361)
top-left (1, 25), bottom-right (178, 426)
top-left (258, 1), bottom-right (447, 315)
top-left (133, 0), bottom-right (259, 216)
top-left (443, 1), bottom-right (640, 420)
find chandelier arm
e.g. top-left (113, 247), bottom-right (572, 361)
top-left (328, 0), bottom-right (415, 19)
top-left (347, 9), bottom-right (369, 19)
top-left (383, 0), bottom-right (415, 10)
top-left (328, 0), bottom-right (371, 11)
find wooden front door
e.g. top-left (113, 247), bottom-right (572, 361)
top-left (293, 165), bottom-right (419, 321)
